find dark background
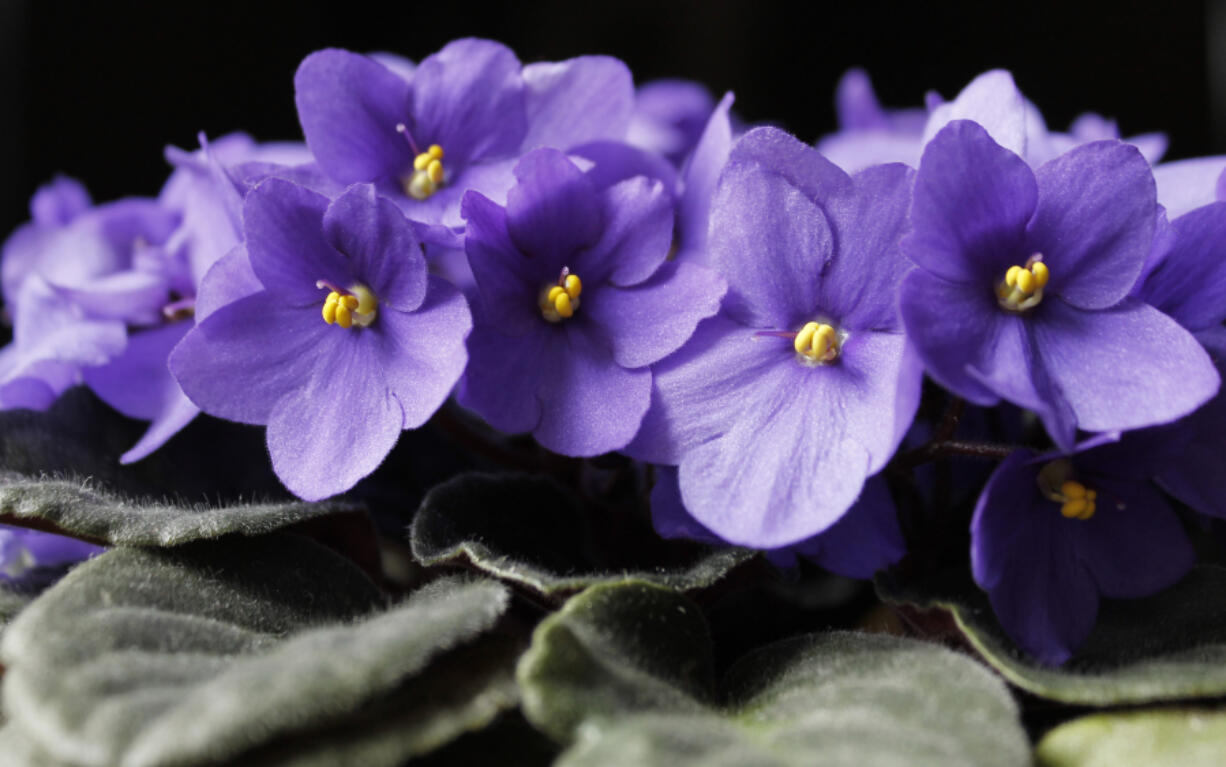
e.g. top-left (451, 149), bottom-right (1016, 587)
top-left (2, 0), bottom-right (1222, 237)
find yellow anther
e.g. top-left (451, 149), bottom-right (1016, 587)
top-left (539, 270), bottom-right (584, 322)
top-left (794, 323), bottom-right (817, 356)
top-left (406, 146), bottom-right (447, 200)
top-left (997, 256), bottom-right (1049, 312)
top-left (320, 284), bottom-right (378, 329)
top-left (335, 302), bottom-right (353, 328)
top-left (564, 273), bottom-right (582, 299)
top-left (1060, 498), bottom-right (1087, 518)
top-left (428, 144), bottom-right (444, 160)
top-left (792, 321), bottom-right (841, 364)
top-left (1039, 467), bottom-right (1099, 522)
top-left (413, 153), bottom-right (432, 172)
top-left (1060, 481), bottom-right (1086, 499)
top-left (428, 159), bottom-right (444, 184)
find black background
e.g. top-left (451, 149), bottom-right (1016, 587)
top-left (0, 0), bottom-right (1218, 237)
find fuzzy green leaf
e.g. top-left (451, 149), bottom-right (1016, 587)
top-left (1035, 709), bottom-right (1226, 767)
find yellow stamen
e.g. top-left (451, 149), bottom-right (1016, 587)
top-left (405, 144), bottom-right (447, 200)
top-left (1038, 461), bottom-right (1097, 522)
top-left (539, 270), bottom-right (584, 322)
top-left (997, 254), bottom-right (1049, 312)
top-left (320, 284), bottom-right (378, 329)
top-left (793, 321), bottom-right (841, 365)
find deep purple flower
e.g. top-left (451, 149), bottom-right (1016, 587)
top-left (625, 127), bottom-right (924, 548)
top-left (651, 466), bottom-right (905, 578)
top-left (170, 180), bottom-right (471, 500)
top-left (293, 39), bottom-right (633, 242)
top-left (899, 120), bottom-right (1216, 451)
top-left (972, 438), bottom-right (1195, 665)
top-left (0, 525), bottom-right (103, 580)
top-left (458, 148), bottom-right (725, 456)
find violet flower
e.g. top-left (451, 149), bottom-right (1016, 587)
top-left (625, 127), bottom-right (924, 548)
top-left (651, 467), bottom-right (905, 578)
top-left (816, 68), bottom-right (930, 173)
top-left (626, 79), bottom-right (718, 166)
top-left (458, 148), bottom-right (725, 456)
top-left (972, 438), bottom-right (1195, 665)
top-left (0, 526), bottom-right (103, 581)
top-left (170, 179), bottom-right (471, 500)
top-left (294, 39), bottom-right (633, 243)
top-left (899, 120), bottom-right (1216, 451)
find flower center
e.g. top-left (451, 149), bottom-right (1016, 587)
top-left (794, 321), bottom-right (841, 365)
top-left (539, 268), bottom-right (583, 323)
top-left (996, 253), bottom-right (1049, 312)
top-left (319, 281), bottom-right (378, 329)
top-left (396, 124), bottom-right (445, 201)
top-left (1037, 459), bottom-right (1098, 520)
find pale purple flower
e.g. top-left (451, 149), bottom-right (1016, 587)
top-left (899, 120), bottom-right (1216, 451)
top-left (0, 525), bottom-right (103, 581)
top-left (816, 68), bottom-right (930, 173)
top-left (626, 79), bottom-right (718, 166)
top-left (170, 180), bottom-right (471, 500)
top-left (458, 148), bottom-right (725, 456)
top-left (626, 127), bottom-right (924, 548)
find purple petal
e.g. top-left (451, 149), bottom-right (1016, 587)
top-left (322, 184), bottom-right (427, 311)
top-left (648, 465), bottom-right (724, 544)
top-left (787, 476), bottom-right (906, 579)
top-left (623, 315), bottom-right (779, 465)
top-left (458, 322), bottom-right (549, 435)
top-left (677, 359), bottom-right (873, 547)
top-left (170, 293), bottom-right (327, 425)
top-left (120, 392), bottom-right (200, 464)
top-left (568, 140), bottom-right (679, 196)
top-left (49, 270), bottom-right (168, 324)
top-left (533, 326), bottom-right (651, 456)
top-left (922, 70), bottom-right (1029, 159)
top-left (676, 92), bottom-right (735, 261)
top-left (582, 260), bottom-right (725, 369)
top-left (267, 333), bottom-right (403, 500)
top-left (1157, 382), bottom-right (1226, 518)
top-left (30, 176), bottom-right (91, 226)
top-left (521, 56), bottom-right (634, 150)
top-left (1026, 141), bottom-right (1155, 309)
top-left (816, 131), bottom-right (924, 175)
top-left (835, 69), bottom-right (887, 130)
top-left (294, 49), bottom-right (413, 184)
top-left (577, 176), bottom-right (673, 288)
top-left (971, 451), bottom-right (1098, 665)
top-left (506, 149), bottom-right (602, 272)
top-left (410, 38), bottom-right (525, 167)
top-left (13, 278), bottom-right (126, 368)
top-left (707, 156), bottom-right (834, 327)
top-left (818, 162), bottom-right (915, 330)
top-left (726, 127), bottom-right (853, 204)
top-left (461, 190), bottom-right (540, 337)
top-left (1135, 202), bottom-right (1226, 331)
top-left (195, 245), bottom-right (262, 321)
top-left (905, 120), bottom-right (1036, 284)
top-left (1035, 298), bottom-right (1218, 435)
top-left (1152, 156), bottom-right (1226, 218)
top-left (375, 276), bottom-right (471, 428)
top-left (84, 322), bottom-right (191, 421)
top-left (1074, 476), bottom-right (1194, 599)
top-left (244, 178), bottom-right (350, 305)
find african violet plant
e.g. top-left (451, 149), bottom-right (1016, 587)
top-left (1, 37), bottom-right (1226, 765)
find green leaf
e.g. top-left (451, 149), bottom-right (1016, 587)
top-left (1035, 709), bottom-right (1226, 767)
top-left (0, 476), bottom-right (354, 546)
top-left (411, 473), bottom-right (756, 597)
top-left (876, 565), bottom-right (1226, 705)
top-left (518, 581), bottom-right (1029, 767)
top-left (1, 535), bottom-right (516, 767)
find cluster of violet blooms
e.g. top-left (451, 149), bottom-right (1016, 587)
top-left (4, 39), bottom-right (1226, 666)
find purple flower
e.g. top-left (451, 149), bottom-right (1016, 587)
top-left (651, 466), bottom-right (905, 578)
top-left (625, 127), bottom-right (924, 548)
top-left (0, 525), bottom-right (103, 580)
top-left (170, 180), bottom-right (471, 500)
top-left (816, 69), bottom-right (930, 173)
top-left (1151, 155), bottom-right (1226, 219)
top-left (972, 438), bottom-right (1195, 665)
top-left (457, 148), bottom-right (725, 456)
top-left (899, 121), bottom-right (1216, 451)
top-left (293, 39), bottom-right (633, 241)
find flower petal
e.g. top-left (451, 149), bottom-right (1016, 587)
top-left (1035, 298), bottom-right (1218, 435)
top-left (1135, 202), bottom-right (1226, 332)
top-left (905, 120), bottom-right (1036, 284)
top-left (582, 260), bottom-right (725, 369)
top-left (577, 176), bottom-right (673, 288)
top-left (1152, 155), bottom-right (1226, 218)
top-left (294, 48), bottom-right (414, 184)
top-left (521, 56), bottom-right (634, 150)
top-left (461, 190), bottom-right (540, 337)
top-left (267, 334), bottom-right (403, 501)
top-left (787, 476), bottom-right (906, 579)
top-left (375, 276), bottom-right (471, 429)
top-left (675, 92), bottom-right (735, 261)
top-left (322, 184), bottom-right (427, 311)
top-left (244, 178), bottom-right (350, 305)
top-left (533, 325), bottom-right (651, 456)
top-left (85, 322), bottom-right (191, 421)
top-left (120, 392), bottom-right (200, 465)
top-left (505, 149), bottom-right (602, 274)
top-left (1026, 141), bottom-right (1155, 309)
top-left (922, 70), bottom-right (1029, 159)
top-left (458, 322), bottom-right (549, 435)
